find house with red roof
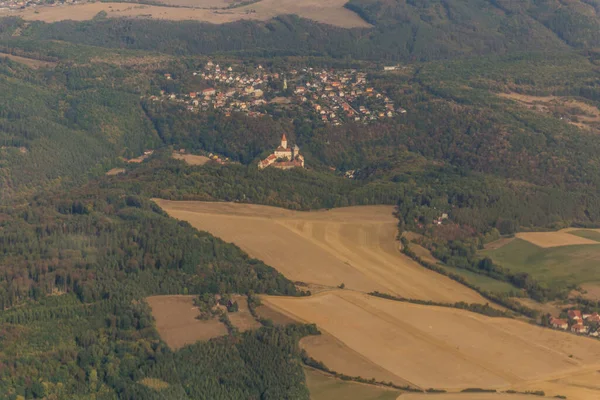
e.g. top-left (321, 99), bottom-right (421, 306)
top-left (568, 310), bottom-right (583, 321)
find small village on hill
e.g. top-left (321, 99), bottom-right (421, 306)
top-left (549, 309), bottom-right (600, 337)
top-left (150, 61), bottom-right (406, 126)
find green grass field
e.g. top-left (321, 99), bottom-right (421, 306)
top-left (304, 368), bottom-right (399, 400)
top-left (437, 265), bottom-right (520, 295)
top-left (568, 230), bottom-right (600, 242)
top-left (410, 243), bottom-right (519, 295)
top-left (480, 238), bottom-right (600, 292)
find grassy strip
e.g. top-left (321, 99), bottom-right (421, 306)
top-left (368, 291), bottom-right (512, 318)
top-left (301, 352), bottom-right (427, 393)
top-left (402, 246), bottom-right (539, 318)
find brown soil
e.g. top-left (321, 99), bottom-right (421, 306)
top-left (263, 290), bottom-right (600, 391)
top-left (2, 0), bottom-right (371, 28)
top-left (146, 295), bottom-right (227, 349)
top-left (154, 200), bottom-right (492, 304)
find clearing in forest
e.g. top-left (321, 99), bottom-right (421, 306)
top-left (154, 200), bottom-right (492, 304)
top-left (2, 0), bottom-right (371, 28)
top-left (498, 92), bottom-right (600, 131)
top-left (105, 168), bottom-right (126, 176)
top-left (146, 295), bottom-right (227, 349)
top-left (262, 290), bottom-right (600, 398)
top-left (228, 294), bottom-right (262, 332)
top-left (171, 152), bottom-right (210, 166)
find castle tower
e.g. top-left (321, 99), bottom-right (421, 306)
top-left (281, 133), bottom-right (288, 149)
top-left (283, 78), bottom-right (288, 90)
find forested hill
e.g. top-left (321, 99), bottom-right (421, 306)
top-left (8, 0), bottom-right (600, 61)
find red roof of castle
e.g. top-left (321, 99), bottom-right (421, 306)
top-left (282, 133), bottom-right (287, 142)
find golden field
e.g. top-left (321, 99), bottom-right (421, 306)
top-left (515, 230), bottom-right (599, 248)
top-left (263, 290), bottom-right (600, 398)
top-left (154, 200), bottom-right (491, 304)
top-left (0, 0), bottom-right (371, 28)
top-left (146, 295), bottom-right (227, 349)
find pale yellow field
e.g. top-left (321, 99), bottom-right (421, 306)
top-left (515, 230), bottom-right (598, 247)
top-left (1, 0), bottom-right (371, 28)
top-left (262, 290), bottom-right (600, 393)
top-left (154, 200), bottom-right (491, 304)
top-left (146, 295), bottom-right (227, 349)
top-left (172, 152), bottom-right (210, 166)
top-left (300, 332), bottom-right (410, 387)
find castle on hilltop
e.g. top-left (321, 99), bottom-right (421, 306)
top-left (258, 134), bottom-right (305, 170)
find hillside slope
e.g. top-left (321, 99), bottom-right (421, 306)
top-left (10, 0), bottom-right (600, 61)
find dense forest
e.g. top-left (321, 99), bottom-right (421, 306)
top-left (4, 0), bottom-right (600, 61)
top-left (0, 178), bottom-right (313, 398)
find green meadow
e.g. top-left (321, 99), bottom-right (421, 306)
top-left (481, 238), bottom-right (600, 292)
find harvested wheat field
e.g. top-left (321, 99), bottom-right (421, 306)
top-left (262, 290), bottom-right (600, 393)
top-left (300, 332), bottom-right (409, 387)
top-left (146, 295), bottom-right (227, 349)
top-left (154, 200), bottom-right (490, 304)
top-left (401, 395), bottom-right (555, 400)
top-left (515, 230), bottom-right (599, 248)
top-left (2, 0), bottom-right (370, 28)
top-left (172, 152), bottom-right (210, 166)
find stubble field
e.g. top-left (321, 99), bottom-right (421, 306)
top-left (262, 290), bottom-right (600, 397)
top-left (154, 200), bottom-right (491, 304)
top-left (146, 295), bottom-right (227, 349)
top-left (0, 0), bottom-right (371, 28)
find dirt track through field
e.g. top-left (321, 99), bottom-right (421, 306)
top-left (2, 0), bottom-right (371, 28)
top-left (154, 200), bottom-right (491, 304)
top-left (263, 290), bottom-right (600, 393)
